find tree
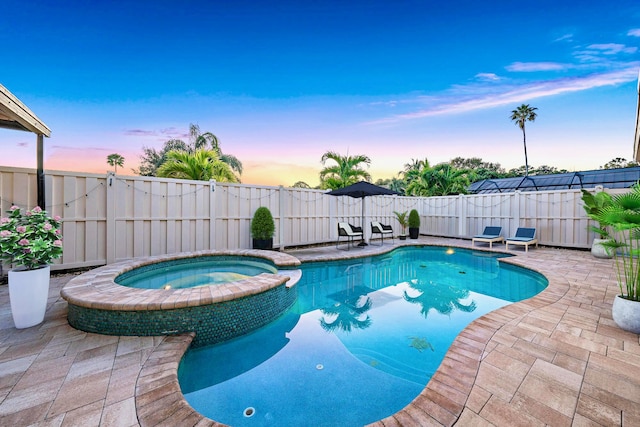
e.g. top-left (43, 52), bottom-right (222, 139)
top-left (510, 104), bottom-right (538, 177)
top-left (135, 124), bottom-right (242, 179)
top-left (292, 181), bottom-right (311, 188)
top-left (156, 149), bottom-right (239, 182)
top-left (319, 151), bottom-right (371, 190)
top-left (405, 162), bottom-right (469, 196)
top-left (135, 139), bottom-right (190, 176)
top-left (106, 153), bottom-right (125, 173)
top-left (601, 157), bottom-right (640, 169)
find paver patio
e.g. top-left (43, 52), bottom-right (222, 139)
top-left (1, 237), bottom-right (639, 426)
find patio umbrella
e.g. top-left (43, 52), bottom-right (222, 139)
top-left (327, 181), bottom-right (399, 245)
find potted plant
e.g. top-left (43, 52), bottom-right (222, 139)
top-left (408, 209), bottom-right (420, 239)
top-left (0, 205), bottom-right (63, 329)
top-left (394, 211), bottom-right (408, 240)
top-left (581, 188), bottom-right (613, 258)
top-left (251, 206), bottom-right (275, 250)
top-left (593, 183), bottom-right (640, 333)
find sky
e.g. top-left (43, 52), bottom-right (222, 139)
top-left (2, 0), bottom-right (640, 187)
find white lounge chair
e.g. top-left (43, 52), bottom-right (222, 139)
top-left (505, 227), bottom-right (538, 252)
top-left (337, 222), bottom-right (364, 250)
top-left (371, 221), bottom-right (394, 245)
top-left (472, 226), bottom-right (503, 248)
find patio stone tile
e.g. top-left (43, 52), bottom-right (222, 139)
top-left (510, 392), bottom-right (572, 427)
top-left (572, 412), bottom-right (614, 427)
top-left (463, 385), bottom-right (491, 414)
top-left (475, 362), bottom-right (524, 401)
top-left (59, 400), bottom-right (104, 426)
top-left (101, 397), bottom-right (138, 427)
top-left (47, 370), bottom-right (111, 417)
top-left (552, 351), bottom-right (587, 375)
top-left (511, 338), bottom-right (556, 362)
top-left (0, 401), bottom-right (52, 426)
top-left (480, 396), bottom-right (544, 427)
top-left (517, 374), bottom-right (579, 418)
top-left (575, 393), bottom-right (622, 426)
top-left (456, 408), bottom-right (496, 426)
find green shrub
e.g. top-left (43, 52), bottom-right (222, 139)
top-left (251, 207), bottom-right (275, 240)
top-left (408, 209), bottom-right (420, 228)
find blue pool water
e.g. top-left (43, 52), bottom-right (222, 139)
top-left (115, 256), bottom-right (277, 289)
top-left (178, 246), bottom-right (547, 426)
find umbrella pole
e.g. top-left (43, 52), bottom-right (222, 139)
top-left (358, 198), bottom-right (368, 246)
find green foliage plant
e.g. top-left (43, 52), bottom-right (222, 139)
top-left (0, 206), bottom-right (63, 270)
top-left (251, 207), bottom-right (275, 240)
top-left (408, 209), bottom-right (420, 228)
top-left (580, 188), bottom-right (612, 238)
top-left (394, 211), bottom-right (408, 235)
top-left (594, 182), bottom-right (640, 301)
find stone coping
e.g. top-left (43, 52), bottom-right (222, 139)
top-left (60, 249), bottom-right (301, 311)
top-left (135, 243), bottom-right (560, 427)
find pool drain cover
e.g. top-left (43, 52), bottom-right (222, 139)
top-left (244, 407), bottom-right (256, 417)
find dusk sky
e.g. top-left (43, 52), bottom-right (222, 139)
top-left (2, 0), bottom-right (640, 187)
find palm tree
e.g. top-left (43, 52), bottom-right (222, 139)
top-left (156, 149), bottom-right (239, 182)
top-left (106, 153), bottom-right (125, 173)
top-left (188, 124), bottom-right (243, 176)
top-left (136, 124), bottom-right (242, 178)
top-left (510, 104), bottom-right (538, 177)
top-left (319, 151), bottom-right (371, 190)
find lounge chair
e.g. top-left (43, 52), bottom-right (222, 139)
top-left (337, 222), bottom-right (364, 250)
top-left (505, 227), bottom-right (538, 252)
top-left (371, 221), bottom-right (394, 245)
top-left (471, 226), bottom-right (503, 248)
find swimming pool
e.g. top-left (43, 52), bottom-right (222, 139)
top-left (178, 246), bottom-right (547, 426)
top-left (115, 256), bottom-right (278, 289)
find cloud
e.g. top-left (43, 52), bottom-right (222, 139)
top-left (366, 65), bottom-right (640, 124)
top-left (554, 33), bottom-right (573, 43)
top-left (583, 43), bottom-right (637, 55)
top-left (506, 62), bottom-right (570, 72)
top-left (628, 29), bottom-right (640, 37)
top-left (124, 129), bottom-right (156, 136)
top-left (475, 73), bottom-right (501, 81)
top-left (50, 145), bottom-right (112, 152)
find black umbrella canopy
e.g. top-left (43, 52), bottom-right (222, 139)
top-left (326, 181), bottom-right (399, 198)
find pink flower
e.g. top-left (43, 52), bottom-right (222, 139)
top-left (16, 226), bottom-right (27, 233)
top-left (0, 217), bottom-right (9, 224)
top-left (25, 211), bottom-right (33, 216)
top-left (9, 205), bottom-right (19, 211)
top-left (0, 230), bottom-right (11, 237)
top-left (55, 229), bottom-right (61, 235)
top-left (53, 216), bottom-right (61, 221)
top-left (32, 206), bottom-right (42, 213)
top-left (18, 238), bottom-right (29, 246)
top-left (43, 223), bottom-right (53, 231)
top-left (53, 240), bottom-right (63, 247)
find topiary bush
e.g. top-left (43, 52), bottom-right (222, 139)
top-left (408, 209), bottom-right (420, 228)
top-left (251, 207), bottom-right (275, 240)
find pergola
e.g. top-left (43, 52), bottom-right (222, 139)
top-left (0, 83), bottom-right (51, 208)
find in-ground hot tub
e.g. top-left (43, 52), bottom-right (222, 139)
top-left (115, 255), bottom-right (279, 289)
top-left (61, 250), bottom-right (301, 347)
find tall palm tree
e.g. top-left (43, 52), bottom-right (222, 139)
top-left (510, 104), bottom-right (538, 177)
top-left (189, 124), bottom-right (243, 176)
top-left (156, 149), bottom-right (239, 182)
top-left (319, 151), bottom-right (371, 190)
top-left (106, 153), bottom-right (125, 173)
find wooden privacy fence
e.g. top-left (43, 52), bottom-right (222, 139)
top-left (0, 166), bottom-right (619, 271)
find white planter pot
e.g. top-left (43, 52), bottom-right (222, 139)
top-left (612, 295), bottom-right (640, 334)
top-left (591, 238), bottom-right (613, 259)
top-left (8, 265), bottom-right (51, 329)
